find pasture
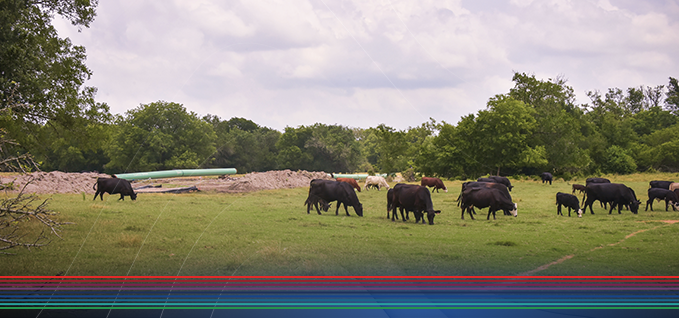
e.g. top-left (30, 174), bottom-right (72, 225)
top-left (3, 174), bottom-right (679, 276)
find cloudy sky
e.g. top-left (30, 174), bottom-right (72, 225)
top-left (53, 0), bottom-right (679, 131)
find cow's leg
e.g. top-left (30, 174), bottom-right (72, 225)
top-left (400, 207), bottom-right (407, 222)
top-left (391, 206), bottom-right (397, 222)
top-left (93, 192), bottom-right (99, 201)
top-left (557, 203), bottom-right (562, 216)
top-left (665, 199), bottom-right (670, 211)
top-left (119, 194), bottom-right (124, 201)
top-left (567, 207), bottom-right (571, 217)
top-left (344, 204), bottom-right (351, 216)
top-left (646, 199), bottom-right (652, 211)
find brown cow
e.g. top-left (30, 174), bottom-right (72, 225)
top-left (572, 184), bottom-right (586, 195)
top-left (336, 177), bottom-right (361, 192)
top-left (421, 177), bottom-right (447, 193)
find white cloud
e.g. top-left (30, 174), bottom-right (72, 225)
top-left (50, 0), bottom-right (679, 130)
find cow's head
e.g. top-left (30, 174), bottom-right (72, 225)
top-left (426, 210), bottom-right (441, 225)
top-left (355, 203), bottom-right (363, 217)
top-left (510, 203), bottom-right (518, 217)
top-left (131, 192), bottom-right (137, 201)
top-left (630, 200), bottom-right (641, 214)
top-left (672, 201), bottom-right (679, 211)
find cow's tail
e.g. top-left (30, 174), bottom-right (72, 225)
top-left (93, 182), bottom-right (97, 191)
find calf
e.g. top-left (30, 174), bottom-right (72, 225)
top-left (93, 177), bottom-right (137, 201)
top-left (540, 172), bottom-right (553, 185)
top-left (646, 188), bottom-right (679, 211)
top-left (572, 184), bottom-right (586, 195)
top-left (556, 192), bottom-right (582, 217)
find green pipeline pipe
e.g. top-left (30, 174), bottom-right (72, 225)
top-left (114, 168), bottom-right (237, 180)
top-left (330, 173), bottom-right (387, 180)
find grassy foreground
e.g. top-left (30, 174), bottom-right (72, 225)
top-left (2, 173), bottom-right (679, 276)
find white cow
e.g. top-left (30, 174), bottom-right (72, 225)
top-left (364, 176), bottom-right (390, 191)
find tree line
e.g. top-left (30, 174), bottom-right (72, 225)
top-left (2, 72), bottom-right (678, 180)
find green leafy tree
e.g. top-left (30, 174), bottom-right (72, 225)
top-left (667, 77), bottom-right (679, 115)
top-left (372, 124), bottom-right (408, 174)
top-left (1, 0), bottom-right (110, 172)
top-left (474, 95), bottom-right (538, 175)
top-left (105, 101), bottom-right (216, 173)
top-left (206, 116), bottom-right (280, 173)
top-left (276, 124), bottom-right (362, 172)
top-left (509, 72), bottom-right (588, 174)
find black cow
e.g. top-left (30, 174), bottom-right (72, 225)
top-left (649, 181), bottom-right (674, 190)
top-left (583, 183), bottom-right (641, 214)
top-left (646, 188), bottom-right (679, 211)
top-left (540, 172), bottom-right (553, 185)
top-left (460, 187), bottom-right (517, 220)
top-left (477, 176), bottom-right (513, 191)
top-left (556, 192), bottom-right (582, 217)
top-left (93, 177), bottom-right (137, 201)
top-left (305, 179), bottom-right (363, 216)
top-left (391, 184), bottom-right (440, 225)
top-left (585, 177), bottom-right (610, 185)
top-left (457, 181), bottom-right (512, 215)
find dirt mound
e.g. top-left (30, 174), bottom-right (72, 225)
top-left (223, 170), bottom-right (330, 192)
top-left (1, 171), bottom-right (111, 194)
top-left (1, 170), bottom-right (331, 194)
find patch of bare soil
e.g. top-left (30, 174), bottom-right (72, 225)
top-left (1, 170), bottom-right (331, 194)
top-left (191, 170), bottom-right (331, 193)
top-left (1, 171), bottom-right (111, 194)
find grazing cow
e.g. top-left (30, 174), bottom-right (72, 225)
top-left (364, 176), bottom-right (390, 191)
top-left (421, 177), bottom-right (448, 193)
top-left (540, 172), bottom-right (553, 185)
top-left (649, 181), bottom-right (674, 189)
top-left (646, 188), bottom-right (679, 211)
top-left (572, 184), bottom-right (586, 195)
top-left (556, 192), bottom-right (582, 217)
top-left (336, 177), bottom-right (361, 192)
top-left (391, 183), bottom-right (440, 225)
top-left (583, 183), bottom-right (641, 215)
top-left (477, 176), bottom-right (513, 191)
top-left (305, 179), bottom-right (363, 216)
top-left (457, 182), bottom-right (512, 216)
top-left (93, 177), bottom-right (137, 201)
top-left (460, 187), bottom-right (517, 220)
top-left (585, 177), bottom-right (610, 185)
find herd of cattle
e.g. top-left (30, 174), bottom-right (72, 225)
top-left (89, 173), bottom-right (679, 226)
top-left (304, 173), bottom-right (679, 225)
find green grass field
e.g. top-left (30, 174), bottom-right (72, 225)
top-left (3, 174), bottom-right (679, 276)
